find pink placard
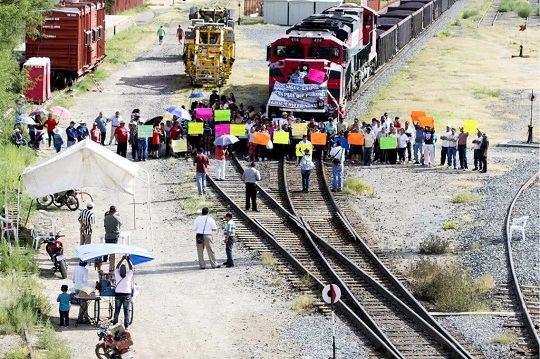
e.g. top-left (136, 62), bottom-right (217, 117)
top-left (196, 107), bottom-right (213, 119)
top-left (307, 69), bottom-right (326, 84)
top-left (215, 123), bottom-right (230, 137)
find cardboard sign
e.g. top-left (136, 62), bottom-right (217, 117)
top-left (188, 122), bottom-right (204, 135)
top-left (291, 123), bottom-right (307, 138)
top-left (418, 116), bottom-right (434, 128)
top-left (411, 111), bottom-right (426, 122)
top-left (296, 143), bottom-right (313, 156)
top-left (310, 132), bottom-right (327, 145)
top-left (137, 125), bottom-right (153, 138)
top-left (253, 132), bottom-right (270, 146)
top-left (230, 124), bottom-right (246, 137)
top-left (307, 69), bottom-right (326, 84)
top-left (273, 131), bottom-right (289, 144)
top-left (215, 123), bottom-right (230, 137)
top-left (195, 108), bottom-right (213, 119)
top-left (334, 138), bottom-right (349, 150)
top-left (379, 136), bottom-right (397, 150)
top-left (214, 109), bottom-right (230, 123)
top-left (171, 139), bottom-right (188, 152)
top-left (348, 133), bottom-right (364, 145)
top-left (463, 120), bottom-right (478, 134)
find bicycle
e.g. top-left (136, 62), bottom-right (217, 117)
top-left (75, 190), bottom-right (94, 204)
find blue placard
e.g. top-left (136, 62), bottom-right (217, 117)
top-left (334, 137), bottom-right (349, 150)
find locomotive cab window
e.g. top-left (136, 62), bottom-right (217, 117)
top-left (308, 47), bottom-right (339, 59)
top-left (274, 46), bottom-right (304, 59)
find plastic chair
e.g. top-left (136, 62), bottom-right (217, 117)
top-left (0, 216), bottom-right (15, 243)
top-left (510, 216), bottom-right (529, 241)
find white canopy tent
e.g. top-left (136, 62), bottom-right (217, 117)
top-left (17, 140), bottom-right (152, 247)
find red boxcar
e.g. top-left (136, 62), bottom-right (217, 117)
top-left (107, 0), bottom-right (144, 15)
top-left (25, 0), bottom-right (106, 87)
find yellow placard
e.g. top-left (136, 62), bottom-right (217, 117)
top-left (291, 123), bottom-right (307, 138)
top-left (348, 133), bottom-right (364, 145)
top-left (463, 120), bottom-right (478, 134)
top-left (230, 124), bottom-right (246, 137)
top-left (188, 122), bottom-right (204, 135)
top-left (411, 111), bottom-right (426, 121)
top-left (273, 131), bottom-right (289, 144)
top-left (418, 116), bottom-right (434, 128)
top-left (311, 132), bottom-right (327, 145)
top-left (296, 143), bottom-right (313, 156)
top-left (171, 139), bottom-right (188, 153)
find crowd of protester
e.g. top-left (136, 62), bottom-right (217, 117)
top-left (13, 92), bottom-right (490, 172)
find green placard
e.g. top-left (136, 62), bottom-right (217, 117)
top-left (137, 125), bottom-right (153, 138)
top-left (379, 136), bottom-right (397, 150)
top-left (214, 109), bottom-right (231, 122)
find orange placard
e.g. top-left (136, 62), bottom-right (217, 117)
top-left (418, 116), bottom-right (435, 128)
top-left (348, 133), bottom-right (364, 145)
top-left (411, 111), bottom-right (426, 122)
top-left (253, 132), bottom-right (270, 146)
top-left (310, 132), bottom-right (327, 145)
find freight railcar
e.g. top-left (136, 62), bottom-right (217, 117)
top-left (267, 0), bottom-right (458, 119)
top-left (25, 0), bottom-right (106, 88)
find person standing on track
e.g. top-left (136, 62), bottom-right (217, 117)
top-left (194, 147), bottom-right (209, 195)
top-left (78, 201), bottom-right (94, 245)
top-left (242, 162), bottom-right (261, 211)
top-left (193, 207), bottom-right (220, 269)
top-left (330, 140), bottom-right (345, 192)
top-left (215, 144), bottom-right (227, 180)
top-left (157, 25), bottom-right (166, 45)
top-left (299, 148), bottom-right (314, 192)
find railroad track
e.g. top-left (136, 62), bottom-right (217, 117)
top-left (208, 157), bottom-right (475, 358)
top-left (477, 0), bottom-right (501, 27)
top-left (499, 172), bottom-right (540, 356)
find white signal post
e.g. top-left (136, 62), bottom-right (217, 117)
top-left (322, 284), bottom-right (341, 359)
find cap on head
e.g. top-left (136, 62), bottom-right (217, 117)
top-left (109, 205), bottom-right (116, 212)
top-left (86, 201), bottom-right (94, 209)
top-left (79, 260), bottom-right (88, 266)
top-left (483, 133), bottom-right (488, 137)
top-left (120, 119), bottom-right (125, 123)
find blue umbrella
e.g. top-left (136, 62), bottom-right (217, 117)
top-left (165, 106), bottom-right (191, 120)
top-left (15, 116), bottom-right (35, 125)
top-left (189, 92), bottom-right (207, 99)
top-left (74, 243), bottom-right (155, 265)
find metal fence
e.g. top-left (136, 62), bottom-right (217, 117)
top-left (243, 0), bottom-right (264, 16)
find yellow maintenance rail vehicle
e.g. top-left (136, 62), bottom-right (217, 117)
top-left (182, 7), bottom-right (236, 87)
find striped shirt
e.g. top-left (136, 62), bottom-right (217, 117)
top-left (78, 209), bottom-right (94, 235)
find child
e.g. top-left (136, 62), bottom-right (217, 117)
top-left (57, 284), bottom-right (70, 327)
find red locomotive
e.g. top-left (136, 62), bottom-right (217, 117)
top-left (25, 0), bottom-right (106, 88)
top-left (267, 0), bottom-right (459, 119)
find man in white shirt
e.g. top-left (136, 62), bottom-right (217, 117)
top-left (472, 130), bottom-right (483, 171)
top-left (244, 118), bottom-right (254, 136)
top-left (363, 126), bottom-right (376, 166)
top-left (330, 140), bottom-right (345, 192)
top-left (447, 128), bottom-right (459, 169)
top-left (279, 112), bottom-right (289, 127)
top-left (397, 128), bottom-right (409, 164)
top-left (192, 207), bottom-right (219, 269)
top-left (113, 256), bottom-right (133, 329)
top-left (439, 124), bottom-right (452, 166)
top-left (72, 260), bottom-right (90, 323)
top-left (108, 111), bottom-right (122, 145)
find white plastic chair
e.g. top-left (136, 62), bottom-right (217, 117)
top-left (0, 215), bottom-right (15, 243)
top-left (510, 216), bottom-right (529, 241)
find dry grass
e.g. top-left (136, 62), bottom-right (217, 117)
top-left (365, 0), bottom-right (539, 144)
top-left (491, 333), bottom-right (517, 344)
top-left (442, 221), bottom-right (458, 230)
top-left (452, 192), bottom-right (482, 204)
top-left (260, 252), bottom-right (278, 267)
top-left (453, 180), bottom-right (481, 189)
top-left (290, 295), bottom-right (315, 312)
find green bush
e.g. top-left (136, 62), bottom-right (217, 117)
top-left (442, 222), bottom-right (458, 230)
top-left (452, 192), bottom-right (482, 204)
top-left (498, 0), bottom-right (514, 12)
top-left (462, 9), bottom-right (479, 18)
top-left (410, 259), bottom-right (492, 312)
top-left (419, 236), bottom-right (450, 254)
top-left (515, 1), bottom-right (532, 18)
top-left (342, 178), bottom-right (372, 195)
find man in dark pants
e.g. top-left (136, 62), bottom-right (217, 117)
top-left (472, 130), bottom-right (483, 171)
top-left (103, 206), bottom-right (122, 263)
top-left (241, 162), bottom-right (261, 211)
top-left (222, 213), bottom-right (236, 268)
top-left (113, 256), bottom-right (133, 330)
top-left (114, 120), bottom-right (128, 158)
top-left (480, 133), bottom-right (489, 173)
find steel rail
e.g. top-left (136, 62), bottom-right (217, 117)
top-left (504, 171), bottom-right (540, 353)
top-left (206, 174), bottom-right (401, 358)
top-left (317, 158), bottom-right (475, 359)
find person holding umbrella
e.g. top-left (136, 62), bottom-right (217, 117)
top-left (215, 143), bottom-right (227, 181)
